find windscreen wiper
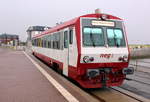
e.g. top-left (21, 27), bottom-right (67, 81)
top-left (113, 32), bottom-right (120, 48)
top-left (90, 31), bottom-right (96, 47)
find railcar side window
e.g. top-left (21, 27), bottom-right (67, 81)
top-left (44, 40), bottom-right (46, 48)
top-left (69, 29), bottom-right (73, 44)
top-left (56, 33), bottom-right (60, 49)
top-left (64, 31), bottom-right (68, 48)
top-left (40, 38), bottom-right (42, 47)
top-left (32, 39), bottom-right (34, 46)
top-left (41, 40), bottom-right (44, 47)
top-left (107, 29), bottom-right (126, 47)
top-left (38, 38), bottom-right (40, 47)
top-left (51, 35), bottom-right (54, 49)
top-left (53, 34), bottom-right (57, 49)
top-left (46, 36), bottom-right (48, 48)
top-left (34, 39), bottom-right (35, 46)
top-left (83, 27), bottom-right (104, 47)
top-left (35, 39), bottom-right (37, 46)
top-left (37, 39), bottom-right (39, 46)
top-left (48, 35), bottom-right (51, 48)
top-left (45, 37), bottom-right (47, 48)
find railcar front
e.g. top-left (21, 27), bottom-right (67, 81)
top-left (75, 14), bottom-right (134, 88)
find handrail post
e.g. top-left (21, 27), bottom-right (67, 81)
top-left (135, 60), bottom-right (138, 71)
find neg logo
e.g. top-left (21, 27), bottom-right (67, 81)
top-left (100, 54), bottom-right (113, 59)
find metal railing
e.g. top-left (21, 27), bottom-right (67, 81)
top-left (130, 60), bottom-right (150, 71)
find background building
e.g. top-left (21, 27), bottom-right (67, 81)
top-left (27, 26), bottom-right (50, 40)
top-left (26, 26), bottom-right (50, 48)
top-left (0, 33), bottom-right (19, 46)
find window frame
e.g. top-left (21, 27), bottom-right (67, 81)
top-left (64, 31), bottom-right (68, 48)
top-left (69, 29), bottom-right (73, 44)
top-left (82, 26), bottom-right (105, 47)
top-left (106, 28), bottom-right (126, 47)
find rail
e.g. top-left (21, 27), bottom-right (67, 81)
top-left (88, 87), bottom-right (150, 102)
top-left (130, 60), bottom-right (150, 71)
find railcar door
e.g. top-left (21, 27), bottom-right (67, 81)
top-left (63, 29), bottom-right (69, 76)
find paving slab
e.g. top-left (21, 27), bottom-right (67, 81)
top-left (0, 48), bottom-right (67, 102)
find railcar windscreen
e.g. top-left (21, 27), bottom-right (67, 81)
top-left (106, 28), bottom-right (126, 47)
top-left (83, 27), bottom-right (105, 47)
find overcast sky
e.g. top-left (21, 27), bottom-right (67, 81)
top-left (0, 0), bottom-right (149, 44)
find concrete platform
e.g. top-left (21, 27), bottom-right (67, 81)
top-left (0, 48), bottom-right (96, 102)
top-left (0, 48), bottom-right (68, 102)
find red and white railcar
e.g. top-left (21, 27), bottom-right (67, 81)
top-left (32, 13), bottom-right (134, 88)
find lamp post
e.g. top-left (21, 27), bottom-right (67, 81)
top-left (5, 33), bottom-right (7, 45)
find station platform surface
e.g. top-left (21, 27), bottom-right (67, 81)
top-left (0, 48), bottom-right (96, 102)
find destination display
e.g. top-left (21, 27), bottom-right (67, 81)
top-left (91, 20), bottom-right (115, 27)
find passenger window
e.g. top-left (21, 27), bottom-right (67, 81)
top-left (41, 40), bottom-right (43, 47)
top-left (34, 39), bottom-right (35, 46)
top-left (48, 35), bottom-right (51, 48)
top-left (51, 35), bottom-right (53, 49)
top-left (64, 31), bottom-right (68, 48)
top-left (36, 40), bottom-right (37, 46)
top-left (56, 33), bottom-right (60, 49)
top-left (40, 38), bottom-right (42, 47)
top-left (35, 39), bottom-right (37, 46)
top-left (53, 34), bottom-right (56, 49)
top-left (37, 39), bottom-right (39, 47)
top-left (69, 29), bottom-right (73, 44)
top-left (32, 40), bottom-right (34, 46)
top-left (44, 40), bottom-right (46, 48)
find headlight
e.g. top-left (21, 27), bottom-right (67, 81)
top-left (123, 55), bottom-right (128, 62)
top-left (83, 56), bottom-right (94, 63)
top-left (122, 67), bottom-right (134, 75)
top-left (118, 55), bottom-right (128, 62)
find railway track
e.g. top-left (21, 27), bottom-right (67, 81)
top-left (28, 51), bottom-right (150, 102)
top-left (129, 60), bottom-right (150, 86)
top-left (135, 74), bottom-right (150, 80)
top-left (130, 60), bottom-right (150, 69)
top-left (130, 64), bottom-right (150, 69)
top-left (88, 60), bottom-right (150, 102)
top-left (129, 64), bottom-right (150, 73)
top-left (89, 87), bottom-right (150, 102)
top-left (89, 88), bottom-right (138, 102)
top-left (128, 78), bottom-right (150, 86)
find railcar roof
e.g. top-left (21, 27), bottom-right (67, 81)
top-left (33, 13), bottom-right (122, 38)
